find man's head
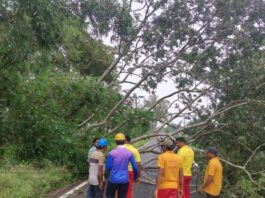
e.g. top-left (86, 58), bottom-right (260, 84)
top-left (114, 133), bottom-right (126, 145)
top-left (175, 137), bottom-right (187, 148)
top-left (160, 137), bottom-right (175, 151)
top-left (92, 137), bottom-right (100, 147)
top-left (205, 147), bottom-right (218, 159)
top-left (125, 135), bottom-right (131, 144)
top-left (97, 138), bottom-right (108, 152)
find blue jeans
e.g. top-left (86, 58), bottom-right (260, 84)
top-left (87, 184), bottom-right (103, 198)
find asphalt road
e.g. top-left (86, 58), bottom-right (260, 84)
top-left (59, 139), bottom-right (205, 198)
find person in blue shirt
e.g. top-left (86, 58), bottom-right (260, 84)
top-left (105, 133), bottom-right (138, 198)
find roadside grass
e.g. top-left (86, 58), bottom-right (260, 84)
top-left (0, 163), bottom-right (72, 198)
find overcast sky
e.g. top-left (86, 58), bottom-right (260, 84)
top-left (98, 1), bottom-right (212, 125)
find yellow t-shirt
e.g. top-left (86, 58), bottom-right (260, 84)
top-left (177, 145), bottom-right (194, 176)
top-left (125, 144), bottom-right (141, 171)
top-left (157, 151), bottom-right (183, 189)
top-left (204, 157), bottom-right (223, 196)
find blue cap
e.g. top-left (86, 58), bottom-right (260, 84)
top-left (206, 147), bottom-right (218, 156)
top-left (97, 138), bottom-right (108, 148)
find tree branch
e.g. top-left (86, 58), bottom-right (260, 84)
top-left (243, 143), bottom-right (265, 168)
top-left (78, 113), bottom-right (95, 127)
top-left (153, 87), bottom-right (213, 133)
top-left (147, 85), bottom-right (201, 111)
top-left (132, 100), bottom-right (265, 143)
top-left (103, 120), bottom-right (127, 137)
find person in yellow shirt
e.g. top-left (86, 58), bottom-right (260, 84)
top-left (175, 137), bottom-right (194, 198)
top-left (154, 137), bottom-right (184, 198)
top-left (198, 147), bottom-right (223, 198)
top-left (124, 135), bottom-right (141, 198)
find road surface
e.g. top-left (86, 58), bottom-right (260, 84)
top-left (51, 139), bottom-right (204, 198)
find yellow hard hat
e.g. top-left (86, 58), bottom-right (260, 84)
top-left (114, 133), bottom-right (125, 141)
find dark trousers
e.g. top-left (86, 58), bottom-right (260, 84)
top-left (87, 184), bottom-right (103, 198)
top-left (207, 193), bottom-right (220, 198)
top-left (106, 182), bottom-right (129, 198)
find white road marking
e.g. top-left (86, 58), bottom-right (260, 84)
top-left (58, 181), bottom-right (88, 198)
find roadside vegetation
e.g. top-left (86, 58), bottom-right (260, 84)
top-left (0, 163), bottom-right (72, 198)
top-left (0, 1), bottom-right (151, 197)
top-left (1, 0), bottom-right (265, 197)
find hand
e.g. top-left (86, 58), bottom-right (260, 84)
top-left (154, 189), bottom-right (158, 198)
top-left (99, 182), bottom-right (104, 190)
top-left (178, 189), bottom-right (183, 198)
top-left (135, 178), bottom-right (141, 185)
top-left (197, 187), bottom-right (204, 194)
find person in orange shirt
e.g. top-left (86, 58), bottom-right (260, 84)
top-left (124, 135), bottom-right (141, 198)
top-left (198, 147), bottom-right (223, 198)
top-left (154, 137), bottom-right (184, 198)
top-left (175, 137), bottom-right (194, 198)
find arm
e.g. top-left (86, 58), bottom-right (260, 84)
top-left (154, 168), bottom-right (163, 198)
top-left (155, 168), bottom-right (163, 189)
top-left (105, 154), bottom-right (113, 171)
top-left (130, 155), bottom-right (138, 180)
top-left (136, 162), bottom-right (142, 179)
top-left (135, 151), bottom-right (142, 179)
top-left (198, 161), bottom-right (215, 193)
top-left (98, 155), bottom-right (105, 189)
top-left (201, 175), bottom-right (213, 189)
top-left (98, 165), bottom-right (104, 189)
top-left (155, 155), bottom-right (164, 198)
top-left (178, 167), bottom-right (184, 197)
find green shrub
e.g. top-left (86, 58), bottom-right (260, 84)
top-left (0, 70), bottom-right (152, 177)
top-left (221, 176), bottom-right (263, 198)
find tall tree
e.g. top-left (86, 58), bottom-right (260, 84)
top-left (76, 1), bottom-right (265, 194)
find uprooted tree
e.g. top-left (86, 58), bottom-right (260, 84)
top-left (0, 0), bottom-right (152, 173)
top-left (0, 0), bottom-right (265, 197)
top-left (75, 0), bottom-right (265, 196)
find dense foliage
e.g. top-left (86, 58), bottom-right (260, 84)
top-left (194, 53), bottom-right (265, 197)
top-left (1, 0), bottom-right (265, 197)
top-left (0, 1), bottom-right (152, 196)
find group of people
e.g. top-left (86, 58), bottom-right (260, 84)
top-left (155, 137), bottom-right (222, 198)
top-left (87, 133), bottom-right (141, 198)
top-left (87, 133), bottom-right (223, 198)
